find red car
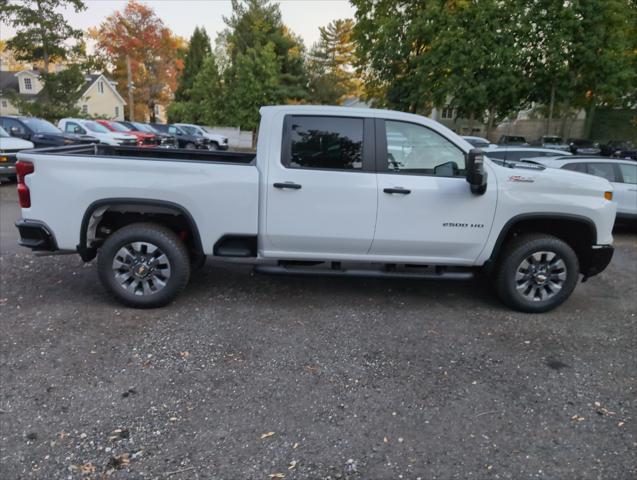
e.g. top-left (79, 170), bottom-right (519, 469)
top-left (96, 120), bottom-right (158, 147)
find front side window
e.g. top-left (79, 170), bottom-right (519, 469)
top-left (587, 163), bottom-right (617, 182)
top-left (65, 122), bottom-right (85, 134)
top-left (618, 163), bottom-right (637, 184)
top-left (286, 116), bottom-right (363, 170)
top-left (384, 120), bottom-right (465, 176)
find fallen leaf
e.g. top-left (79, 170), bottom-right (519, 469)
top-left (268, 474), bottom-right (285, 479)
top-left (292, 442), bottom-right (299, 449)
top-left (261, 431), bottom-right (276, 439)
top-left (618, 421), bottom-right (625, 427)
top-left (288, 460), bottom-right (297, 470)
top-left (383, 436), bottom-right (389, 443)
top-left (180, 351), bottom-right (190, 359)
top-left (79, 462), bottom-right (95, 474)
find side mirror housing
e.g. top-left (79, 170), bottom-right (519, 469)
top-left (466, 148), bottom-right (487, 195)
top-left (10, 126), bottom-right (27, 139)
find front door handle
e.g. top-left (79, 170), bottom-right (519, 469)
top-left (273, 182), bottom-right (302, 190)
top-left (383, 187), bottom-right (411, 195)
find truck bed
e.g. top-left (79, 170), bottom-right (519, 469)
top-left (25, 144), bottom-right (256, 165)
top-left (16, 144), bottom-right (259, 254)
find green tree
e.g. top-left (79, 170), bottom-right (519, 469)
top-left (223, 0), bottom-right (307, 102)
top-left (0, 0), bottom-right (86, 73)
top-left (5, 65), bottom-right (84, 121)
top-left (174, 27), bottom-right (212, 102)
top-left (353, 0), bottom-right (529, 132)
top-left (223, 42), bottom-right (280, 130)
top-left (307, 18), bottom-right (361, 104)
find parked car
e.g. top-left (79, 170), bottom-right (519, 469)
top-left (58, 118), bottom-right (137, 146)
top-left (0, 115), bottom-right (98, 148)
top-left (96, 120), bottom-right (159, 147)
top-left (0, 126), bottom-right (33, 181)
top-left (462, 136), bottom-right (495, 149)
top-left (531, 156), bottom-right (636, 224)
top-left (15, 105), bottom-right (615, 313)
top-left (482, 146), bottom-right (571, 163)
top-left (536, 135), bottom-right (570, 152)
top-left (117, 121), bottom-right (175, 148)
top-left (497, 135), bottom-right (529, 146)
top-left (174, 123), bottom-right (229, 150)
top-left (567, 138), bottom-right (601, 155)
top-left (600, 140), bottom-right (637, 160)
top-left (149, 123), bottom-right (210, 150)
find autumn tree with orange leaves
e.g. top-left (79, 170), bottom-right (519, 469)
top-left (90, 0), bottom-right (185, 121)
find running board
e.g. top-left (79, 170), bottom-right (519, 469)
top-left (254, 264), bottom-right (475, 280)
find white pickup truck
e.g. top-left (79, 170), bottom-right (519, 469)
top-left (15, 106), bottom-right (616, 312)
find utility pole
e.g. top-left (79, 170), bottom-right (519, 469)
top-left (126, 55), bottom-right (134, 121)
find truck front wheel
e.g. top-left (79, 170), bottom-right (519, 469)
top-left (494, 233), bottom-right (580, 313)
top-left (97, 223), bottom-right (191, 308)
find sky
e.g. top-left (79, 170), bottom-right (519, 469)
top-left (0, 0), bottom-right (356, 48)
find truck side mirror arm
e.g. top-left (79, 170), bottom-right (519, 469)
top-left (466, 148), bottom-right (488, 195)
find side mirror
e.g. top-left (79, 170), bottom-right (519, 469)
top-left (10, 127), bottom-right (27, 139)
top-left (466, 148), bottom-right (487, 195)
top-left (74, 126), bottom-right (83, 134)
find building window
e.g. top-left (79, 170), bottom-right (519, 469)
top-left (82, 105), bottom-right (88, 115)
top-left (24, 77), bottom-right (33, 90)
top-left (114, 106), bottom-right (119, 117)
top-left (98, 81), bottom-right (104, 94)
top-left (441, 107), bottom-right (454, 119)
top-left (154, 104), bottom-right (161, 115)
top-left (1, 99), bottom-right (7, 108)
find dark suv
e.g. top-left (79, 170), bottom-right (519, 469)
top-left (0, 116), bottom-right (98, 148)
top-left (149, 123), bottom-right (210, 150)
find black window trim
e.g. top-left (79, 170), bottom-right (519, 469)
top-left (280, 114), bottom-right (375, 173)
top-left (375, 118), bottom-right (468, 178)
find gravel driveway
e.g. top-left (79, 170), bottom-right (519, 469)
top-left (0, 184), bottom-right (635, 479)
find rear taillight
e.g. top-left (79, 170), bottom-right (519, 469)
top-left (16, 161), bottom-right (34, 208)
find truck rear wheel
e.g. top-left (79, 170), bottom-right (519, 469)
top-left (97, 223), bottom-right (191, 308)
top-left (494, 233), bottom-right (579, 313)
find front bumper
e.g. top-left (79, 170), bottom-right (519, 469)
top-left (582, 245), bottom-right (614, 279)
top-left (15, 220), bottom-right (58, 251)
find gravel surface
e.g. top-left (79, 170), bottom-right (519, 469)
top-left (0, 185), bottom-right (635, 479)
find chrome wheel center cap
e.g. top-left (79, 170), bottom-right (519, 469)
top-left (535, 273), bottom-right (548, 284)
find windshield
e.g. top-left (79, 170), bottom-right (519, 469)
top-left (109, 122), bottom-right (132, 133)
top-left (22, 117), bottom-right (60, 134)
top-left (132, 122), bottom-right (155, 133)
top-left (0, 126), bottom-right (9, 137)
top-left (543, 136), bottom-right (563, 144)
top-left (82, 120), bottom-right (111, 133)
top-left (506, 136), bottom-right (526, 143)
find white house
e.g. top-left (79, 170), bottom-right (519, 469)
top-left (0, 69), bottom-right (126, 120)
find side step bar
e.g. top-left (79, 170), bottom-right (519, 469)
top-left (254, 264), bottom-right (475, 281)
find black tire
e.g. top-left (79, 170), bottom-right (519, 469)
top-left (493, 233), bottom-right (579, 313)
top-left (97, 223), bottom-right (191, 308)
top-left (209, 142), bottom-right (219, 151)
top-left (185, 142), bottom-right (196, 150)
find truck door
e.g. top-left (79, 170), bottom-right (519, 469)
top-left (370, 119), bottom-right (497, 263)
top-left (264, 115), bottom-right (377, 257)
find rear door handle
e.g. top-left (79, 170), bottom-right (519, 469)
top-left (383, 187), bottom-right (411, 195)
top-left (273, 182), bottom-right (302, 190)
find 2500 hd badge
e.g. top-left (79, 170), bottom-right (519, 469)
top-left (443, 222), bottom-right (485, 228)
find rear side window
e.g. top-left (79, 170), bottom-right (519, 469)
top-left (562, 162), bottom-right (587, 173)
top-left (618, 163), bottom-right (637, 184)
top-left (587, 163), bottom-right (618, 182)
top-left (284, 116), bottom-right (363, 170)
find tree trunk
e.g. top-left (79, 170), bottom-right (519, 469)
top-left (126, 55), bottom-right (135, 121)
top-left (547, 82), bottom-right (556, 135)
top-left (485, 110), bottom-right (496, 141)
top-left (583, 101), bottom-right (596, 140)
